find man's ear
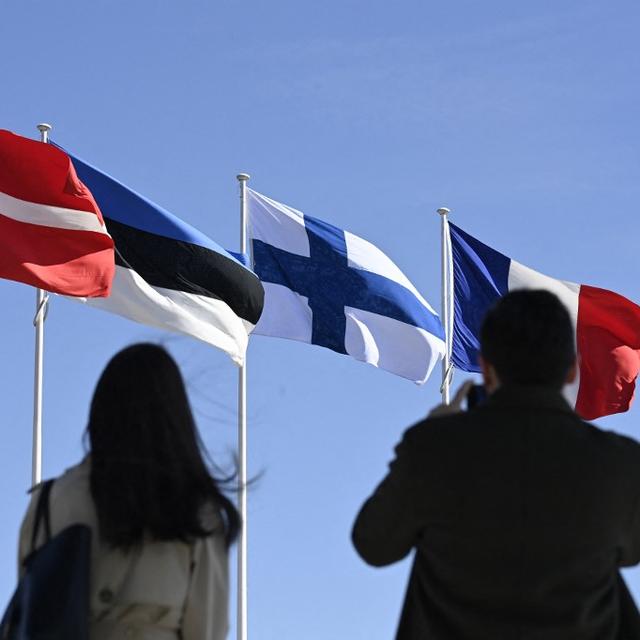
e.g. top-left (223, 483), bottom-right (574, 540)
top-left (479, 354), bottom-right (500, 393)
top-left (565, 358), bottom-right (578, 385)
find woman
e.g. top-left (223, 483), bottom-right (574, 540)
top-left (18, 343), bottom-right (239, 640)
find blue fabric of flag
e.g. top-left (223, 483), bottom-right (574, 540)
top-left (47, 142), bottom-right (264, 364)
top-left (53, 143), bottom-right (243, 267)
top-left (248, 188), bottom-right (445, 383)
top-left (253, 213), bottom-right (444, 354)
top-left (449, 222), bottom-right (510, 372)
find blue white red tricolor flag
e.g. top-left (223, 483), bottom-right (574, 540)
top-left (0, 130), bottom-right (114, 297)
top-left (55, 144), bottom-right (264, 365)
top-left (248, 189), bottom-right (445, 383)
top-left (450, 222), bottom-right (640, 420)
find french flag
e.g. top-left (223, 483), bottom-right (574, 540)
top-left (0, 130), bottom-right (114, 297)
top-left (449, 222), bottom-right (640, 420)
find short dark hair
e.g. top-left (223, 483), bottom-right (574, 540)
top-left (480, 290), bottom-right (575, 389)
top-left (87, 343), bottom-right (239, 549)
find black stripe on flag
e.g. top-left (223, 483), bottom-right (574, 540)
top-left (106, 217), bottom-right (264, 325)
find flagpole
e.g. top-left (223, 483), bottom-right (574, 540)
top-left (437, 207), bottom-right (452, 404)
top-left (236, 172), bottom-right (250, 640)
top-left (30, 123), bottom-right (52, 487)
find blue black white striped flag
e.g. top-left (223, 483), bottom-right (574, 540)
top-left (56, 145), bottom-right (264, 365)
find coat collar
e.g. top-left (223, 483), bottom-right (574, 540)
top-left (485, 384), bottom-right (576, 415)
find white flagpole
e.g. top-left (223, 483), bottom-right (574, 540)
top-left (31, 122), bottom-right (52, 487)
top-left (437, 207), bottom-right (452, 404)
top-left (236, 172), bottom-right (250, 640)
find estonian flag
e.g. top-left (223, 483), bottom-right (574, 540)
top-left (56, 145), bottom-right (264, 365)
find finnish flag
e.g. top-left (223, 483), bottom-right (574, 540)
top-left (248, 189), bottom-right (445, 383)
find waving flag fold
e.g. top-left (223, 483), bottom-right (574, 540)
top-left (450, 222), bottom-right (640, 420)
top-left (57, 145), bottom-right (264, 365)
top-left (0, 130), bottom-right (114, 296)
top-left (248, 189), bottom-right (445, 383)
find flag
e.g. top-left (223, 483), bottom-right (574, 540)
top-left (449, 222), bottom-right (640, 420)
top-left (57, 145), bottom-right (264, 365)
top-left (0, 130), bottom-right (114, 297)
top-left (247, 189), bottom-right (445, 383)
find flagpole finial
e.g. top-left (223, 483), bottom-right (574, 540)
top-left (437, 207), bottom-right (451, 216)
top-left (237, 173), bottom-right (250, 182)
top-left (36, 123), bottom-right (52, 134)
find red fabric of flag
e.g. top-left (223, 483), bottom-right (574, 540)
top-left (0, 130), bottom-right (114, 297)
top-left (576, 285), bottom-right (640, 420)
top-left (449, 223), bottom-right (640, 421)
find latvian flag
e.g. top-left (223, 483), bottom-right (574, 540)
top-left (449, 222), bottom-right (640, 420)
top-left (0, 130), bottom-right (114, 296)
top-left (57, 146), bottom-right (264, 365)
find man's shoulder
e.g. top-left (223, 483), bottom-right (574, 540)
top-left (400, 411), bottom-right (477, 448)
top-left (402, 406), bottom-right (640, 460)
top-left (581, 420), bottom-right (640, 462)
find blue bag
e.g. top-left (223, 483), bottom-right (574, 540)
top-left (0, 480), bottom-right (91, 640)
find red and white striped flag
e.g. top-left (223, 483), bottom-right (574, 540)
top-left (0, 130), bottom-right (114, 297)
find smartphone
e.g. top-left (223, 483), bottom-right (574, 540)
top-left (466, 384), bottom-right (487, 410)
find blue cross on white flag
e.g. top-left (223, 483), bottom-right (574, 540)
top-left (247, 189), bottom-right (445, 383)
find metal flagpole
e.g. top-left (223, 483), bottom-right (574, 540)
top-left (236, 172), bottom-right (250, 640)
top-left (437, 207), bottom-right (452, 404)
top-left (31, 123), bottom-right (52, 487)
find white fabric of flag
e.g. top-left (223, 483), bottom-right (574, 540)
top-left (59, 147), bottom-right (265, 366)
top-left (248, 189), bottom-right (445, 383)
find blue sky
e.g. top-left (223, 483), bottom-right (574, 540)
top-left (1, 1), bottom-right (640, 638)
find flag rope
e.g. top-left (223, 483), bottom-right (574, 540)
top-left (32, 293), bottom-right (50, 326)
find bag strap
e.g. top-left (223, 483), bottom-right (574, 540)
top-left (30, 479), bottom-right (54, 553)
top-left (175, 541), bottom-right (198, 640)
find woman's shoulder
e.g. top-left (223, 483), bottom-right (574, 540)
top-left (192, 503), bottom-right (229, 567)
top-left (19, 458), bottom-right (95, 563)
top-left (49, 457), bottom-right (90, 499)
top-left (199, 500), bottom-right (224, 533)
top-left (56, 456), bottom-right (91, 485)
top-left (26, 457), bottom-right (90, 506)
top-left (48, 457), bottom-right (97, 529)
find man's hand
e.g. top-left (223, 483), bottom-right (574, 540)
top-left (427, 380), bottom-right (475, 418)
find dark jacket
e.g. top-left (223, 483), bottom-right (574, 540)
top-left (352, 385), bottom-right (640, 640)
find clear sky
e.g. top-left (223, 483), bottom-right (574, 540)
top-left (1, 1), bottom-right (640, 638)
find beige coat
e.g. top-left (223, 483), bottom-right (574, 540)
top-left (18, 459), bottom-right (229, 640)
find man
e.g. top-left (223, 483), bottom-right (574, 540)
top-left (352, 290), bottom-right (640, 639)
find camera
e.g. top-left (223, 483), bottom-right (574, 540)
top-left (466, 384), bottom-right (487, 410)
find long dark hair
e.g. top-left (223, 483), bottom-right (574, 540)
top-left (87, 343), bottom-right (239, 548)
